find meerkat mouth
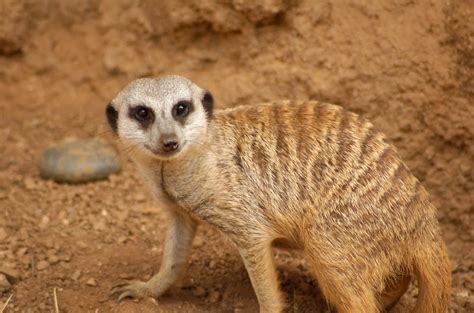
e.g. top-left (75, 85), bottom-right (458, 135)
top-left (144, 143), bottom-right (183, 159)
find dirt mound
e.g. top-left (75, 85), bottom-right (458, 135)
top-left (0, 0), bottom-right (472, 311)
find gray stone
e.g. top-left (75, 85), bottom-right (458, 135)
top-left (39, 138), bottom-right (121, 183)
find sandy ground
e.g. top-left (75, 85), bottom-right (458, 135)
top-left (0, 0), bottom-right (472, 312)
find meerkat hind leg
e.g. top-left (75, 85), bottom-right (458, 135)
top-left (306, 255), bottom-right (379, 312)
top-left (238, 240), bottom-right (285, 313)
top-left (111, 211), bottom-right (197, 301)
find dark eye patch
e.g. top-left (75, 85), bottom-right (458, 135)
top-left (202, 91), bottom-right (213, 119)
top-left (129, 105), bottom-right (155, 129)
top-left (172, 100), bottom-right (194, 124)
top-left (106, 103), bottom-right (118, 134)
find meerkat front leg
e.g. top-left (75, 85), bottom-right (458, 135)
top-left (111, 210), bottom-right (197, 301)
top-left (238, 239), bottom-right (285, 313)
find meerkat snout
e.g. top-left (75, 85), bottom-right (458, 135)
top-left (106, 76), bottom-right (214, 160)
top-left (161, 134), bottom-right (180, 152)
top-left (145, 133), bottom-right (180, 155)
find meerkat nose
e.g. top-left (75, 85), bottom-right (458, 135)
top-left (161, 134), bottom-right (179, 152)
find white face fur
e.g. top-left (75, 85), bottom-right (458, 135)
top-left (106, 76), bottom-right (213, 160)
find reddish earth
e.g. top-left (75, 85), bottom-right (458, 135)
top-left (0, 0), bottom-right (472, 312)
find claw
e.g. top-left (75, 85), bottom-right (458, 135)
top-left (110, 280), bottom-right (133, 294)
top-left (118, 290), bottom-right (135, 302)
top-left (109, 280), bottom-right (150, 302)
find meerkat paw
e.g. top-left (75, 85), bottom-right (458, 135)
top-left (110, 280), bottom-right (158, 302)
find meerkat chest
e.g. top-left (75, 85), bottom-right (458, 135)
top-left (134, 161), bottom-right (180, 211)
top-left (161, 160), bottom-right (217, 213)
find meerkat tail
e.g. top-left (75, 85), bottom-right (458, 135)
top-left (412, 240), bottom-right (451, 313)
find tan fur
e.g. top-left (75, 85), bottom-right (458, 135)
top-left (109, 77), bottom-right (451, 313)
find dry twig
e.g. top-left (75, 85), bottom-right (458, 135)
top-left (0, 294), bottom-right (13, 313)
top-left (53, 288), bottom-right (59, 313)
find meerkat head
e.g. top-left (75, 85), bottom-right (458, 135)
top-left (106, 75), bottom-right (213, 160)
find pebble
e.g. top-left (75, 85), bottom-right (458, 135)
top-left (0, 227), bottom-right (7, 242)
top-left (86, 278), bottom-right (97, 287)
top-left (58, 252), bottom-right (72, 262)
top-left (133, 192), bottom-right (146, 202)
top-left (208, 260), bottom-right (216, 269)
top-left (0, 274), bottom-right (12, 293)
top-left (93, 219), bottom-right (106, 231)
top-left (24, 177), bottom-right (36, 190)
top-left (39, 138), bottom-right (121, 183)
top-left (0, 267), bottom-right (20, 284)
top-left (16, 247), bottom-right (28, 257)
top-left (234, 301), bottom-right (245, 313)
top-left (117, 236), bottom-right (127, 244)
top-left (208, 290), bottom-right (220, 303)
top-left (193, 286), bottom-right (206, 297)
top-left (47, 255), bottom-right (60, 265)
top-left (71, 270), bottom-right (81, 281)
top-left (36, 260), bottom-right (49, 271)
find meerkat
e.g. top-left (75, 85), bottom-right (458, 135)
top-left (106, 75), bottom-right (451, 313)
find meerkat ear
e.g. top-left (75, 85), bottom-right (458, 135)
top-left (106, 103), bottom-right (119, 134)
top-left (202, 91), bottom-right (213, 119)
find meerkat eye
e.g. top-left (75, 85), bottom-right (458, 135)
top-left (173, 101), bottom-right (192, 118)
top-left (133, 106), bottom-right (153, 122)
top-left (129, 106), bottom-right (154, 127)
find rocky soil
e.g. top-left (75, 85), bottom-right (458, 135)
top-left (0, 0), bottom-right (472, 312)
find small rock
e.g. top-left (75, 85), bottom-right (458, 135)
top-left (0, 0), bottom-right (27, 55)
top-left (93, 219), bottom-right (106, 231)
top-left (133, 192), bottom-right (146, 202)
top-left (0, 274), bottom-right (12, 293)
top-left (208, 260), bottom-right (216, 269)
top-left (103, 48), bottom-right (121, 75)
top-left (233, 0), bottom-right (286, 23)
top-left (118, 273), bottom-right (133, 279)
top-left (44, 238), bottom-right (55, 248)
top-left (48, 255), bottom-right (60, 265)
top-left (77, 241), bottom-right (87, 249)
top-left (193, 286), bottom-right (206, 297)
top-left (0, 227), bottom-right (7, 241)
top-left (39, 216), bottom-right (50, 229)
top-left (24, 177), bottom-right (36, 190)
top-left (455, 289), bottom-right (469, 298)
top-left (234, 301), bottom-right (245, 313)
top-left (16, 247), bottom-right (28, 257)
top-left (58, 252), bottom-right (72, 262)
top-left (0, 267), bottom-right (20, 284)
top-left (234, 301), bottom-right (244, 308)
top-left (39, 138), bottom-right (121, 183)
top-left (117, 236), bottom-right (127, 244)
top-left (36, 260), bottom-right (49, 271)
top-left (208, 290), bottom-right (220, 303)
top-left (71, 270), bottom-right (81, 281)
top-left (86, 278), bottom-right (97, 287)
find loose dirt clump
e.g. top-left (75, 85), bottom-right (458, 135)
top-left (0, 0), bottom-right (472, 312)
